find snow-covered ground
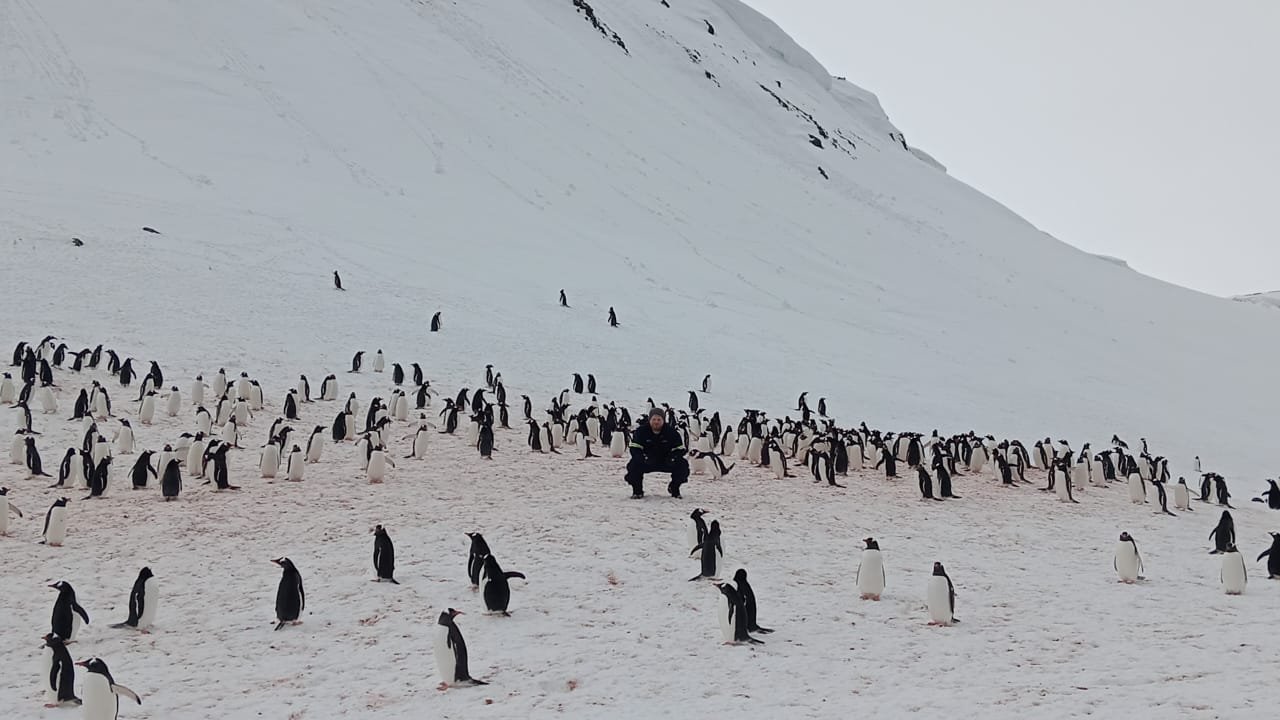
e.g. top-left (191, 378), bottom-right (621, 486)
top-left (1, 358), bottom-right (1277, 720)
top-left (2, 0), bottom-right (1279, 717)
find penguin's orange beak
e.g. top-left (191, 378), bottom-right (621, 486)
top-left (271, 558), bottom-right (283, 566)
top-left (74, 660), bottom-right (88, 667)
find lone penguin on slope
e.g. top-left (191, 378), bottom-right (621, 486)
top-left (109, 567), bottom-right (158, 632)
top-left (608, 307), bottom-right (618, 327)
top-left (373, 525), bottom-right (398, 584)
top-left (434, 608), bottom-right (486, 690)
top-left (559, 289), bottom-right (569, 308)
top-left (1114, 532), bottom-right (1144, 583)
top-left (333, 271), bottom-right (344, 290)
top-left (272, 557), bottom-right (305, 630)
top-left (926, 562), bottom-right (958, 626)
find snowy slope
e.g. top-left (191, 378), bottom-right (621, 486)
top-left (1232, 291), bottom-right (1280, 310)
top-left (3, 0), bottom-right (1279, 478)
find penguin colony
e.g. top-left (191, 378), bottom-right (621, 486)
top-left (4, 334), bottom-right (1280, 712)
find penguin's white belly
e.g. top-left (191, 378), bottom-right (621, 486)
top-left (857, 551), bottom-right (885, 597)
top-left (212, 377), bottom-right (226, 397)
top-left (115, 431), bottom-right (133, 455)
top-left (576, 437), bottom-right (590, 459)
top-left (139, 398), bottom-right (155, 424)
top-left (690, 453), bottom-right (704, 475)
top-left (39, 388), bottom-right (57, 413)
top-left (288, 454), bottom-right (305, 481)
top-left (1127, 476), bottom-right (1145, 504)
top-left (609, 434), bottom-right (624, 458)
top-left (260, 447), bottom-right (279, 478)
top-left (1072, 463), bottom-right (1089, 488)
top-left (1115, 543), bottom-right (1141, 582)
top-left (393, 396), bottom-right (408, 421)
top-left (368, 453), bottom-right (387, 482)
top-left (70, 610), bottom-right (83, 641)
top-left (717, 596), bottom-right (733, 642)
top-left (46, 509), bottom-right (67, 546)
top-left (41, 647), bottom-right (56, 702)
top-left (166, 394), bottom-right (181, 417)
top-left (344, 416), bottom-right (356, 441)
top-left (9, 436), bottom-right (23, 464)
top-left (433, 626), bottom-right (456, 683)
top-left (0, 497), bottom-right (9, 534)
top-left (926, 577), bottom-right (952, 624)
top-left (215, 405), bottom-right (231, 427)
top-left (1221, 553), bottom-right (1247, 594)
top-left (250, 390), bottom-right (263, 411)
top-left (70, 458), bottom-right (87, 489)
top-left (236, 379), bottom-right (250, 400)
top-left (307, 438), bottom-right (323, 463)
top-left (234, 404), bottom-right (249, 426)
top-left (196, 414), bottom-right (212, 435)
top-left (83, 672), bottom-right (115, 720)
top-left (464, 422), bottom-right (479, 445)
top-left (187, 444), bottom-right (205, 477)
top-left (848, 445), bottom-right (864, 471)
top-left (734, 435), bottom-right (750, 460)
top-left (138, 577), bottom-right (158, 629)
top-left (191, 384), bottom-right (204, 406)
top-left (770, 456), bottom-right (785, 479)
top-left (1055, 474), bottom-right (1071, 502)
top-left (92, 396), bottom-right (108, 419)
top-left (1173, 484), bottom-right (1191, 510)
top-left (747, 437), bottom-right (763, 464)
top-left (413, 433), bottom-right (429, 458)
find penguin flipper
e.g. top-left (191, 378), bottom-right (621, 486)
top-left (111, 684), bottom-right (142, 704)
top-left (274, 621), bottom-right (286, 631)
top-left (504, 572), bottom-right (526, 580)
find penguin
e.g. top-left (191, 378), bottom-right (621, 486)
top-left (41, 633), bottom-right (80, 707)
top-left (349, 351), bottom-right (365, 373)
top-left (49, 580), bottom-right (90, 641)
top-left (1199, 473), bottom-right (1213, 503)
top-left (392, 363), bottom-right (404, 386)
top-left (333, 270), bottom-right (344, 290)
top-left (1114, 532), bottom-right (1143, 583)
top-left (857, 537), bottom-right (886, 600)
top-left (272, 557), bottom-right (305, 630)
top-left (1208, 510), bottom-right (1235, 554)
top-left (480, 554), bottom-right (527, 616)
top-left (1127, 471), bottom-right (1146, 504)
top-left (1221, 545), bottom-right (1248, 595)
top-left (320, 374), bottom-right (337, 401)
top-left (164, 386), bottom-right (181, 417)
top-left (609, 426), bottom-right (626, 458)
top-left (713, 582), bottom-right (763, 645)
top-left (1257, 533), bottom-right (1280, 579)
top-left (1151, 478), bottom-right (1175, 516)
top-left (37, 384), bottom-right (57, 414)
top-left (109, 567), bottom-right (157, 631)
top-left (118, 359), bottom-right (135, 387)
top-left (434, 609), bottom-right (485, 689)
top-left (286, 445), bottom-right (305, 481)
top-left (83, 455), bottom-right (112, 499)
top-left (559, 289), bottom-right (569, 307)
top-left (478, 421), bottom-right (495, 460)
top-left (430, 311), bottom-right (442, 332)
top-left (607, 307), bottom-right (618, 327)
top-left (0, 486), bottom-right (22, 535)
top-left (283, 390), bottom-right (298, 421)
top-left (466, 532), bottom-right (490, 588)
top-left (373, 525), bottom-right (398, 584)
top-left (306, 426), bottom-right (324, 463)
top-left (1215, 474), bottom-right (1233, 508)
top-left (128, 452), bottom-right (155, 489)
top-left (688, 390), bottom-right (699, 414)
top-left (25, 436), bottom-right (51, 477)
top-left (367, 445), bottom-right (394, 483)
top-left (874, 443), bottom-right (897, 478)
top-left (689, 520), bottom-right (724, 581)
top-left (702, 374), bottom-right (711, 393)
top-left (209, 443), bottom-right (239, 490)
top-left (572, 373), bottom-right (584, 394)
top-left (926, 562), bottom-right (958, 626)
top-left (687, 508), bottom-right (709, 554)
top-left (373, 349), bottom-right (385, 373)
top-left (160, 459), bottom-right (181, 500)
top-left (1252, 480), bottom-right (1280, 510)
top-left (1174, 477), bottom-right (1194, 511)
top-left (42, 497), bottom-right (69, 545)
top-left (916, 465), bottom-right (939, 501)
top-left (412, 363), bottom-right (425, 387)
top-left (702, 450), bottom-right (734, 480)
top-left (732, 568), bottom-right (773, 634)
top-left (332, 411), bottom-right (348, 443)
top-left (78, 657), bottom-right (142, 719)
top-left (0, 372), bottom-right (14, 405)
top-left (521, 395), bottom-right (533, 421)
top-left (527, 420), bottom-right (544, 453)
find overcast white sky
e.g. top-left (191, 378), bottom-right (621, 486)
top-left (744, 0), bottom-right (1279, 296)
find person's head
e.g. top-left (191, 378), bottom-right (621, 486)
top-left (648, 408), bottom-right (665, 432)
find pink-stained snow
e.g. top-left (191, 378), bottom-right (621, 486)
top-left (0, 359), bottom-right (1275, 719)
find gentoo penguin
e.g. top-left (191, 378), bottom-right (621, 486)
top-left (430, 311), bottom-right (442, 332)
top-left (43, 497), bottom-right (70, 546)
top-left (85, 456), bottom-right (112, 499)
top-left (0, 486), bottom-right (22, 535)
top-left (37, 384), bottom-right (57, 414)
top-left (407, 418), bottom-right (431, 459)
top-left (559, 288), bottom-right (569, 307)
top-left (191, 376), bottom-right (207, 407)
top-left (49, 581), bottom-right (90, 641)
top-left (713, 581), bottom-right (763, 645)
top-left (283, 445), bottom-right (305, 481)
top-left (857, 537), bottom-right (886, 600)
top-left (25, 436), bottom-right (51, 477)
top-left (1221, 545), bottom-right (1248, 595)
top-left (41, 633), bottom-right (80, 707)
top-left (349, 351), bottom-right (365, 374)
top-left (689, 520), bottom-right (724, 581)
top-left (392, 363), bottom-right (404, 386)
top-left (1114, 532), bottom-right (1143, 583)
top-left (110, 567), bottom-right (157, 631)
top-left (480, 554), bottom-right (527, 616)
top-left (306, 426), bottom-right (324, 463)
top-left (732, 568), bottom-right (773, 634)
top-left (926, 562), bottom-right (957, 626)
top-left (607, 306), bottom-right (618, 327)
top-left (702, 374), bottom-right (712, 393)
top-left (372, 525), bottom-right (398, 584)
top-left (160, 459), bottom-right (181, 500)
top-left (333, 270), bottom-right (344, 290)
top-left (1174, 477), bottom-right (1194, 511)
top-left (0, 372), bottom-right (14, 404)
top-left (1208, 511), bottom-right (1235, 554)
top-left (1127, 471), bottom-right (1146, 504)
top-left (687, 508), bottom-right (709, 554)
top-left (434, 609), bottom-right (485, 690)
top-left (209, 444), bottom-right (239, 491)
top-left (1151, 478), bottom-right (1175, 516)
top-left (367, 445), bottom-right (394, 483)
top-left (1214, 474), bottom-right (1233, 508)
top-left (373, 349), bottom-right (385, 373)
top-left (1257, 533), bottom-right (1280, 579)
top-left (916, 465), bottom-right (939, 501)
top-left (259, 440), bottom-right (280, 479)
top-left (272, 557), bottom-right (305, 630)
top-left (164, 386), bottom-right (181, 417)
top-left (1252, 480), bottom-right (1280, 510)
top-left (466, 532), bottom-right (490, 588)
top-left (78, 657), bottom-right (141, 719)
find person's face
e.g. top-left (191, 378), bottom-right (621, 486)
top-left (649, 414), bottom-right (664, 433)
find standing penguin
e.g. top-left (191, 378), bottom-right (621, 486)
top-left (607, 307), bottom-right (618, 327)
top-left (1252, 480), bottom-right (1280, 510)
top-left (430, 312), bottom-right (443, 332)
top-left (0, 486), bottom-right (23, 535)
top-left (1222, 545), bottom-right (1248, 595)
top-left (372, 349), bottom-right (385, 373)
top-left (49, 581), bottom-right (90, 641)
top-left (466, 532), bottom-right (490, 588)
top-left (732, 568), bottom-right (773, 634)
top-left (1208, 511), bottom-right (1236, 554)
top-left (160, 459), bottom-right (182, 501)
top-left (25, 436), bottom-right (51, 477)
top-left (334, 270), bottom-right (344, 290)
top-left (1257, 533), bottom-right (1280, 579)
top-left (689, 520), bottom-right (724, 581)
top-left (434, 609), bottom-right (486, 690)
top-left (559, 289), bottom-right (569, 307)
top-left (480, 554), bottom-right (527, 616)
top-left (1174, 477), bottom-right (1194, 512)
top-left (42, 497), bottom-right (70, 546)
top-left (349, 351), bottom-right (364, 373)
top-left (373, 525), bottom-right (398, 584)
top-left (926, 562), bottom-right (957, 626)
top-left (78, 657), bottom-right (142, 719)
top-left (109, 567), bottom-right (158, 632)
top-left (687, 508), bottom-right (709, 554)
top-left (1114, 532), bottom-right (1143, 583)
top-left (286, 445), bottom-right (306, 481)
top-left (41, 633), bottom-right (80, 707)
top-left (856, 537), bottom-right (886, 601)
top-left (713, 581), bottom-right (763, 645)
top-left (283, 390), bottom-right (298, 420)
top-left (272, 557), bottom-right (305, 630)
top-left (366, 445), bottom-right (394, 483)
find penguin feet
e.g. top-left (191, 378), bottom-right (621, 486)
top-left (860, 593), bottom-right (880, 601)
top-left (437, 682), bottom-right (449, 692)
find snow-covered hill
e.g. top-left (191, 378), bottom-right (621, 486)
top-left (1232, 291), bottom-right (1280, 310)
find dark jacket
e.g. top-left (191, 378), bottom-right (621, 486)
top-left (629, 424), bottom-right (686, 465)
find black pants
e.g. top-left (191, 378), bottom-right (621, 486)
top-left (626, 457), bottom-right (690, 496)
